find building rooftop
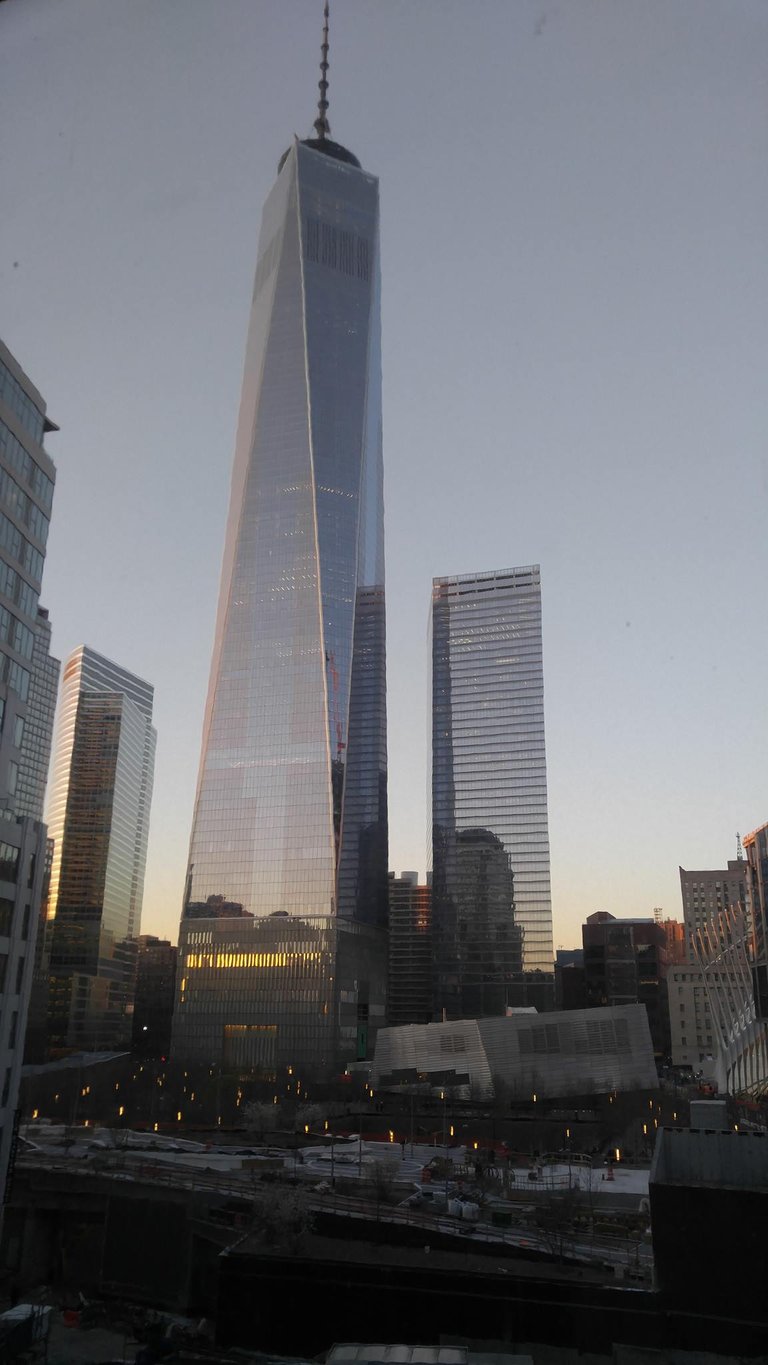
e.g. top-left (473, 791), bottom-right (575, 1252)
top-left (651, 1127), bottom-right (768, 1192)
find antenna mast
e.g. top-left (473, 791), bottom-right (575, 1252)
top-left (314, 1), bottom-right (331, 142)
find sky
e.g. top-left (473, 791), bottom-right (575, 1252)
top-left (1, 0), bottom-right (766, 949)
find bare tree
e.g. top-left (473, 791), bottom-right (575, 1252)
top-left (242, 1100), bottom-right (280, 1137)
top-left (369, 1158), bottom-right (399, 1205)
top-left (535, 1186), bottom-right (585, 1263)
top-left (295, 1103), bottom-right (326, 1132)
top-left (249, 1186), bottom-right (311, 1253)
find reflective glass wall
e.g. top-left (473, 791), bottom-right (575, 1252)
top-left (431, 566), bottom-right (553, 1019)
top-left (174, 139), bottom-right (387, 1077)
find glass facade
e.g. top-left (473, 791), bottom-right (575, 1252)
top-left (430, 565), bottom-right (553, 1019)
top-left (15, 608), bottom-right (60, 822)
top-left (173, 137), bottom-right (387, 1077)
top-left (46, 647), bottom-right (156, 1052)
top-left (0, 339), bottom-right (56, 1231)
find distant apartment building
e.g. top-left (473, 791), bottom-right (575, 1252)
top-left (46, 646), bottom-right (156, 1052)
top-left (387, 872), bottom-right (432, 1026)
top-left (0, 339), bottom-right (58, 1223)
top-left (667, 964), bottom-right (716, 1070)
top-left (669, 857), bottom-right (746, 1070)
top-left (132, 935), bottom-right (177, 1059)
top-left (660, 918), bottom-right (686, 965)
top-left (679, 860), bottom-right (746, 958)
top-left (582, 912), bottom-right (669, 1061)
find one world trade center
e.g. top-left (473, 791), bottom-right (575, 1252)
top-left (173, 10), bottom-right (388, 1078)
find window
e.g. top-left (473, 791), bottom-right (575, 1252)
top-left (0, 898), bottom-right (13, 935)
top-left (14, 956), bottom-right (24, 993)
top-left (8, 1012), bottom-right (17, 1048)
top-left (1, 1067), bottom-right (11, 1107)
top-left (0, 954), bottom-right (7, 991)
top-left (0, 843), bottom-right (19, 883)
top-left (12, 716), bottom-right (23, 749)
top-left (5, 661), bottom-right (29, 702)
top-left (6, 762), bottom-right (17, 798)
top-left (21, 905), bottom-right (30, 940)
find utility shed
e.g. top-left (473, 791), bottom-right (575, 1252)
top-left (650, 1126), bottom-right (768, 1315)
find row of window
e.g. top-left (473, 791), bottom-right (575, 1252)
top-left (305, 216), bottom-right (371, 282)
top-left (0, 362), bottom-right (45, 445)
top-left (0, 508), bottom-right (45, 583)
top-left (0, 702), bottom-right (25, 753)
top-left (0, 842), bottom-right (19, 884)
top-left (0, 421), bottom-right (54, 513)
top-left (0, 653), bottom-right (30, 702)
top-left (0, 952), bottom-right (26, 996)
top-left (0, 897), bottom-right (30, 938)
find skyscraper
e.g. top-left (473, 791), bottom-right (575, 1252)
top-left (0, 338), bottom-right (57, 1219)
top-left (173, 16), bottom-right (387, 1078)
top-left (46, 646), bottom-right (156, 1052)
top-left (431, 565), bottom-right (553, 1019)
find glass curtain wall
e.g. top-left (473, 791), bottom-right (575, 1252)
top-left (431, 565), bottom-right (553, 1019)
top-left (174, 139), bottom-right (387, 1077)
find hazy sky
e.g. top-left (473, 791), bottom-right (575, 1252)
top-left (2, 0), bottom-right (766, 948)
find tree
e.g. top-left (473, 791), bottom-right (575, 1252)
top-left (249, 1187), bottom-right (311, 1253)
top-left (242, 1100), bottom-right (279, 1136)
top-left (294, 1103), bottom-right (326, 1132)
top-left (535, 1185), bottom-right (585, 1263)
top-left (369, 1158), bottom-right (399, 1204)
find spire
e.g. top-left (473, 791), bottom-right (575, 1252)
top-left (314, 0), bottom-right (331, 142)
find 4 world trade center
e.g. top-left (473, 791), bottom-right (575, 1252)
top-left (172, 17), bottom-right (553, 1079)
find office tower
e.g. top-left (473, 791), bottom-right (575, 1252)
top-left (0, 339), bottom-right (57, 1221)
top-left (132, 936), bottom-right (177, 1059)
top-left (46, 646), bottom-right (156, 1052)
top-left (387, 872), bottom-right (432, 1027)
top-left (679, 859), bottom-right (746, 958)
top-left (582, 912), bottom-right (669, 1061)
top-left (173, 19), bottom-right (387, 1079)
top-left (430, 565), bottom-right (553, 1020)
